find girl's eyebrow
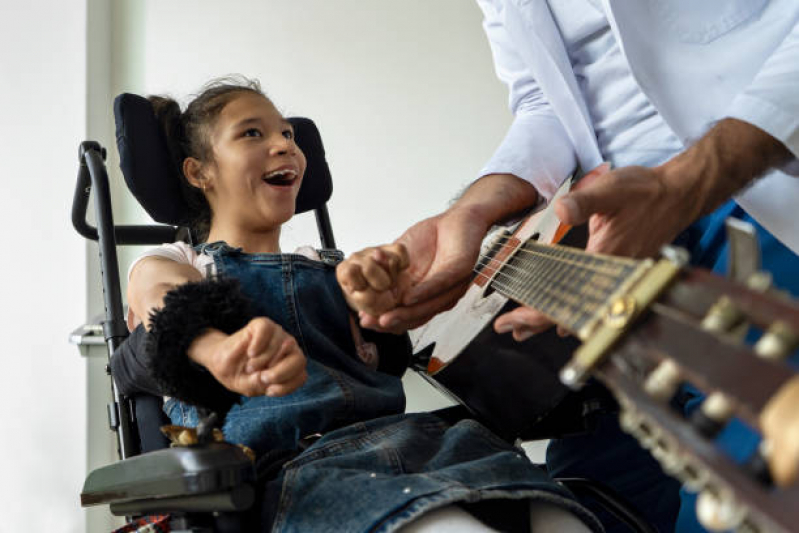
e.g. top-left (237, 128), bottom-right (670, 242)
top-left (232, 117), bottom-right (263, 129)
top-left (232, 117), bottom-right (293, 130)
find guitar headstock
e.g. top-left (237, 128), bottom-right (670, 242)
top-left (593, 267), bottom-right (799, 532)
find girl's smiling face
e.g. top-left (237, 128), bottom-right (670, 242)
top-left (186, 91), bottom-right (307, 246)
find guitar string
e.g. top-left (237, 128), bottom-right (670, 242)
top-left (475, 247), bottom-right (632, 281)
top-left (486, 233), bottom-right (640, 266)
top-left (475, 239), bottom-right (638, 278)
top-left (470, 238), bottom-right (638, 327)
top-left (475, 260), bottom-right (607, 316)
top-left (472, 260), bottom-right (607, 328)
top-left (481, 257), bottom-right (617, 307)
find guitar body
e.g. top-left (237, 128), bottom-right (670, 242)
top-left (413, 179), bottom-right (589, 439)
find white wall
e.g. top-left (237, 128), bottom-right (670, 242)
top-left (108, 0), bottom-right (512, 257)
top-left (0, 1), bottom-right (87, 531)
top-left (98, 1), bottom-right (514, 417)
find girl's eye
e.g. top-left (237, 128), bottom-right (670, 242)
top-left (243, 128), bottom-right (262, 138)
top-left (282, 129), bottom-right (294, 140)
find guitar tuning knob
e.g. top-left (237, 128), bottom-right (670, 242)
top-left (643, 359), bottom-right (681, 402)
top-left (745, 271), bottom-right (773, 293)
top-left (690, 392), bottom-right (734, 439)
top-left (701, 296), bottom-right (743, 334)
top-left (696, 488), bottom-right (747, 532)
top-left (754, 321), bottom-right (799, 362)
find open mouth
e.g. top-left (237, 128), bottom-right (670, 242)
top-left (262, 169), bottom-right (298, 187)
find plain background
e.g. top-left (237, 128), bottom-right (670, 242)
top-left (0, 1), bottom-right (520, 530)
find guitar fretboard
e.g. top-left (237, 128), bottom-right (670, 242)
top-left (479, 239), bottom-right (644, 337)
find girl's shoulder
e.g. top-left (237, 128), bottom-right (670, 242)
top-left (127, 241), bottom-right (215, 280)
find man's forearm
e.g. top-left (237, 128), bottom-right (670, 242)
top-left (660, 118), bottom-right (794, 222)
top-left (450, 173), bottom-right (540, 230)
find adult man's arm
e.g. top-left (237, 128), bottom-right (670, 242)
top-left (555, 118), bottom-right (794, 258)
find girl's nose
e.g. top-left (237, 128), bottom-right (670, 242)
top-left (269, 134), bottom-right (294, 156)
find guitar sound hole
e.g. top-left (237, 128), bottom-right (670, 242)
top-left (530, 232), bottom-right (541, 241)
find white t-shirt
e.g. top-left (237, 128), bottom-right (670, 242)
top-left (125, 242), bottom-right (321, 331)
top-left (547, 0), bottom-right (685, 168)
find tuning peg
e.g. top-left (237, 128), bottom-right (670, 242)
top-left (701, 296), bottom-right (744, 334)
top-left (643, 359), bottom-right (681, 402)
top-left (754, 321), bottom-right (799, 362)
top-left (690, 392), bottom-right (734, 439)
top-left (696, 488), bottom-right (747, 532)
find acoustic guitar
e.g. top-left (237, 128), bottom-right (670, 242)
top-left (412, 169), bottom-right (799, 533)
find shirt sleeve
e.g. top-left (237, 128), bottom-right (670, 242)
top-left (476, 0), bottom-right (578, 203)
top-left (125, 242), bottom-right (208, 331)
top-left (726, 15), bottom-right (799, 175)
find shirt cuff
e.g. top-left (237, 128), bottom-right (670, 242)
top-left (727, 93), bottom-right (799, 176)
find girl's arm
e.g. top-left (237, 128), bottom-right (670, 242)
top-left (127, 256), bottom-right (307, 398)
top-left (127, 256), bottom-right (204, 330)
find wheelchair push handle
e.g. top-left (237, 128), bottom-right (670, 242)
top-left (72, 141), bottom-right (178, 246)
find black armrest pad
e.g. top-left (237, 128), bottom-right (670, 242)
top-left (110, 324), bottom-right (163, 397)
top-left (82, 443), bottom-right (254, 508)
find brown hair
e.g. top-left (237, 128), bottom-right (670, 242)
top-left (149, 76), bottom-right (266, 242)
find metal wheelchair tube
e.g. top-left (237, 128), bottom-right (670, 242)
top-left (78, 142), bottom-right (139, 459)
top-left (73, 142), bottom-right (178, 246)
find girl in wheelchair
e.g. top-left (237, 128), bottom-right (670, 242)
top-left (123, 77), bottom-right (601, 533)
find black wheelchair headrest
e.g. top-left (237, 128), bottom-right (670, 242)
top-left (114, 93), bottom-right (333, 226)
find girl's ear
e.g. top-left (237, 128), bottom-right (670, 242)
top-left (183, 157), bottom-right (207, 190)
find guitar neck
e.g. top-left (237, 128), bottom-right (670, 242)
top-left (484, 239), bottom-right (650, 339)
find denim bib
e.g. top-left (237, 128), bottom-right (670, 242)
top-left (165, 242), bottom-right (601, 532)
top-left (164, 242), bottom-right (405, 454)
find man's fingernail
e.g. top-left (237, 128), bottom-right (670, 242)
top-left (559, 197), bottom-right (580, 222)
top-left (495, 323), bottom-right (512, 334)
top-left (260, 373), bottom-right (270, 385)
top-left (515, 329), bottom-right (534, 342)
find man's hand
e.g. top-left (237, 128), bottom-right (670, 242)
top-left (337, 243), bottom-right (411, 316)
top-left (556, 119), bottom-right (792, 258)
top-left (355, 210), bottom-right (484, 333)
top-left (188, 318), bottom-right (307, 397)
top-left (555, 164), bottom-right (699, 258)
top-left (359, 174), bottom-right (541, 334)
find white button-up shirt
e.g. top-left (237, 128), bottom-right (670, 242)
top-left (478, 0), bottom-right (799, 254)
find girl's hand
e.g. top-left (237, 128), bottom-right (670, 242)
top-left (336, 243), bottom-right (411, 317)
top-left (189, 317), bottom-right (307, 397)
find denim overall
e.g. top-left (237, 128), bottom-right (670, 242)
top-left (164, 242), bottom-right (602, 533)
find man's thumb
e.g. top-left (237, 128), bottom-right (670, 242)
top-left (555, 178), bottom-right (620, 225)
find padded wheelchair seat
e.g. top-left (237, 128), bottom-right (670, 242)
top-left (81, 442), bottom-right (255, 515)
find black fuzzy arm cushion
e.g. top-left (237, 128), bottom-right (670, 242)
top-left (147, 276), bottom-right (254, 415)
